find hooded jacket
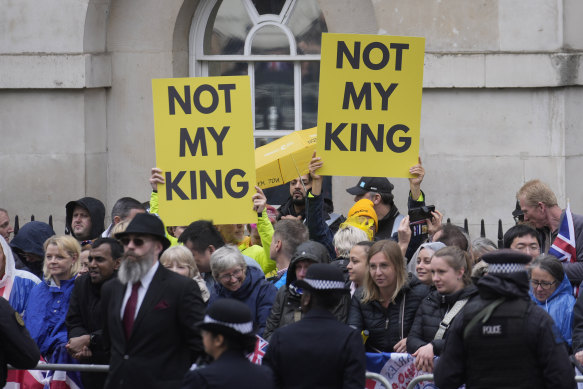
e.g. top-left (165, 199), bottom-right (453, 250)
top-left (263, 241), bottom-right (350, 340)
top-left (10, 221), bottom-right (55, 278)
top-left (529, 273), bottom-right (575, 347)
top-left (406, 284), bottom-right (478, 355)
top-left (208, 265), bottom-right (277, 337)
top-left (65, 197), bottom-right (106, 240)
top-left (347, 274), bottom-right (430, 353)
top-left (0, 236), bottom-right (41, 314)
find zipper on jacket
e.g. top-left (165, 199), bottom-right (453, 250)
top-left (385, 318), bottom-right (389, 330)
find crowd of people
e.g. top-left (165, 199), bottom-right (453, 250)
top-left (1, 154), bottom-right (583, 388)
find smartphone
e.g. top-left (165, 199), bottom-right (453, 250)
top-left (408, 205), bottom-right (436, 236)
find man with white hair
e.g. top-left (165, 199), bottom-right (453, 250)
top-left (101, 213), bottom-right (205, 389)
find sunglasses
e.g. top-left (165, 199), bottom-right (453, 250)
top-left (119, 237), bottom-right (149, 247)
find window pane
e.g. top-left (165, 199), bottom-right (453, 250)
top-left (254, 62), bottom-right (294, 131)
top-left (301, 61), bottom-right (319, 128)
top-left (207, 61), bottom-right (248, 77)
top-left (287, 0), bottom-right (327, 54)
top-left (252, 0), bottom-right (286, 15)
top-left (207, 0), bottom-right (252, 55)
top-left (251, 25), bottom-right (290, 55)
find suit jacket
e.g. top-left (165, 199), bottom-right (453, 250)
top-left (101, 265), bottom-right (205, 389)
top-left (263, 307), bottom-right (366, 389)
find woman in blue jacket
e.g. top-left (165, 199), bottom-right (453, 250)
top-left (208, 245), bottom-right (277, 337)
top-left (529, 254), bottom-right (575, 347)
top-left (24, 235), bottom-right (80, 360)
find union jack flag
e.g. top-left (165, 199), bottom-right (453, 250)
top-left (247, 335), bottom-right (269, 365)
top-left (549, 203), bottom-right (577, 262)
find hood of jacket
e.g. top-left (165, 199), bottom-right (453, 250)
top-left (286, 240), bottom-right (330, 287)
top-left (477, 271), bottom-right (530, 300)
top-left (65, 197), bottom-right (105, 240)
top-left (529, 273), bottom-right (572, 305)
top-left (10, 221), bottom-right (55, 258)
top-left (0, 235), bottom-right (16, 287)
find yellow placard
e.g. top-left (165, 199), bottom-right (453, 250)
top-left (152, 76), bottom-right (256, 226)
top-left (316, 33), bottom-right (425, 177)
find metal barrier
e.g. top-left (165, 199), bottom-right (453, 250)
top-left (8, 363), bottom-right (109, 373)
top-left (365, 371), bottom-right (391, 388)
top-left (406, 374), bottom-right (583, 389)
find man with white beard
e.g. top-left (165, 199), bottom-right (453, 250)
top-left (100, 213), bottom-right (205, 389)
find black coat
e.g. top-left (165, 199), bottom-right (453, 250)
top-left (348, 275), bottom-right (430, 353)
top-left (434, 272), bottom-right (576, 389)
top-left (0, 297), bottom-right (40, 387)
top-left (101, 265), bottom-right (205, 389)
top-left (263, 308), bottom-right (365, 389)
top-left (181, 350), bottom-right (275, 389)
top-left (406, 284), bottom-right (478, 355)
top-left (66, 273), bottom-right (113, 389)
top-left (572, 290), bottom-right (583, 352)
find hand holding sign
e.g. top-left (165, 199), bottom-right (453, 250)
top-left (150, 167), bottom-right (165, 191)
top-left (408, 157), bottom-right (425, 200)
top-left (308, 151), bottom-right (323, 196)
top-left (252, 186), bottom-right (267, 214)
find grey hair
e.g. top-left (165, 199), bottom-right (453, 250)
top-left (210, 244), bottom-right (247, 280)
top-left (529, 254), bottom-right (564, 283)
top-left (471, 237), bottom-right (497, 261)
top-left (333, 226), bottom-right (369, 258)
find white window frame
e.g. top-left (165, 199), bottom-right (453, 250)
top-left (188, 0), bottom-right (321, 137)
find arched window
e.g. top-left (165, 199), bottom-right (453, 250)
top-left (190, 0), bottom-right (327, 147)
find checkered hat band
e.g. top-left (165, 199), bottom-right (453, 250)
top-left (203, 315), bottom-right (253, 334)
top-left (304, 278), bottom-right (345, 290)
top-left (487, 263), bottom-right (527, 274)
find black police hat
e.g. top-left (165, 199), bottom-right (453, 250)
top-left (295, 263), bottom-right (348, 292)
top-left (196, 299), bottom-right (255, 339)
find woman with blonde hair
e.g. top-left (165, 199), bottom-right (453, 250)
top-left (348, 240), bottom-right (430, 353)
top-left (160, 245), bottom-right (210, 302)
top-left (24, 235), bottom-right (80, 360)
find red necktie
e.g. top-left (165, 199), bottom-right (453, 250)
top-left (123, 281), bottom-right (141, 339)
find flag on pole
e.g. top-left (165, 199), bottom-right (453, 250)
top-left (549, 203), bottom-right (577, 262)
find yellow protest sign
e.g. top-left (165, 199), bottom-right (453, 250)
top-left (152, 76), bottom-right (256, 226)
top-left (316, 33), bottom-right (425, 177)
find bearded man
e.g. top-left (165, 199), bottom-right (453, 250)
top-left (100, 213), bottom-right (205, 389)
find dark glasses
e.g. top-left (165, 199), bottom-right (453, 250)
top-left (119, 237), bottom-right (147, 247)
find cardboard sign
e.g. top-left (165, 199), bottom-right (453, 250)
top-left (316, 33), bottom-right (425, 177)
top-left (152, 76), bottom-right (256, 226)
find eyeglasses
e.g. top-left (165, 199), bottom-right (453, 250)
top-left (530, 280), bottom-right (556, 290)
top-left (218, 268), bottom-right (243, 282)
top-left (119, 237), bottom-right (147, 247)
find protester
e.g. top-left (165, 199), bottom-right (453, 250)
top-left (517, 179), bottom-right (583, 283)
top-left (346, 240), bottom-right (374, 295)
top-left (77, 243), bottom-right (91, 275)
top-left (406, 246), bottom-right (477, 372)
top-left (277, 174), bottom-right (312, 221)
top-left (181, 299), bottom-right (275, 389)
top-left (24, 236), bottom-right (80, 360)
top-left (102, 213), bottom-right (205, 388)
top-left (0, 235), bottom-right (41, 314)
top-left (0, 208), bottom-right (14, 243)
top-left (433, 224), bottom-right (470, 252)
top-left (407, 241), bottom-right (446, 282)
top-left (65, 197), bottom-right (106, 243)
top-left (66, 237), bottom-right (122, 389)
top-left (10, 221), bottom-right (55, 278)
top-left (503, 224), bottom-right (541, 260)
top-left (470, 237), bottom-right (497, 281)
top-left (528, 254), bottom-right (574, 347)
top-left (332, 226), bottom-right (370, 287)
top-left (264, 219), bottom-right (309, 289)
top-left (161, 245), bottom-right (210, 302)
top-left (434, 250), bottom-right (575, 389)
top-left (348, 240), bottom-right (430, 353)
top-left (264, 240), bottom-right (350, 340)
top-left (208, 245), bottom-right (277, 337)
top-left (0, 297), bottom-right (40, 388)
top-left (263, 264), bottom-right (366, 389)
top-left (102, 197), bottom-right (145, 238)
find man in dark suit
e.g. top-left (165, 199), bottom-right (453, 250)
top-left (263, 263), bottom-right (366, 389)
top-left (101, 213), bottom-right (205, 389)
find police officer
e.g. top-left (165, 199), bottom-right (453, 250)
top-left (434, 250), bottom-right (575, 389)
top-left (0, 297), bottom-right (40, 387)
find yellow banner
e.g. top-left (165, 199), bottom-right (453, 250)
top-left (152, 76), bottom-right (256, 226)
top-left (316, 33), bottom-right (425, 177)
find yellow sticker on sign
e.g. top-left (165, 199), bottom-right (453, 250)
top-left (316, 33), bottom-right (425, 178)
top-left (152, 76), bottom-right (256, 226)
